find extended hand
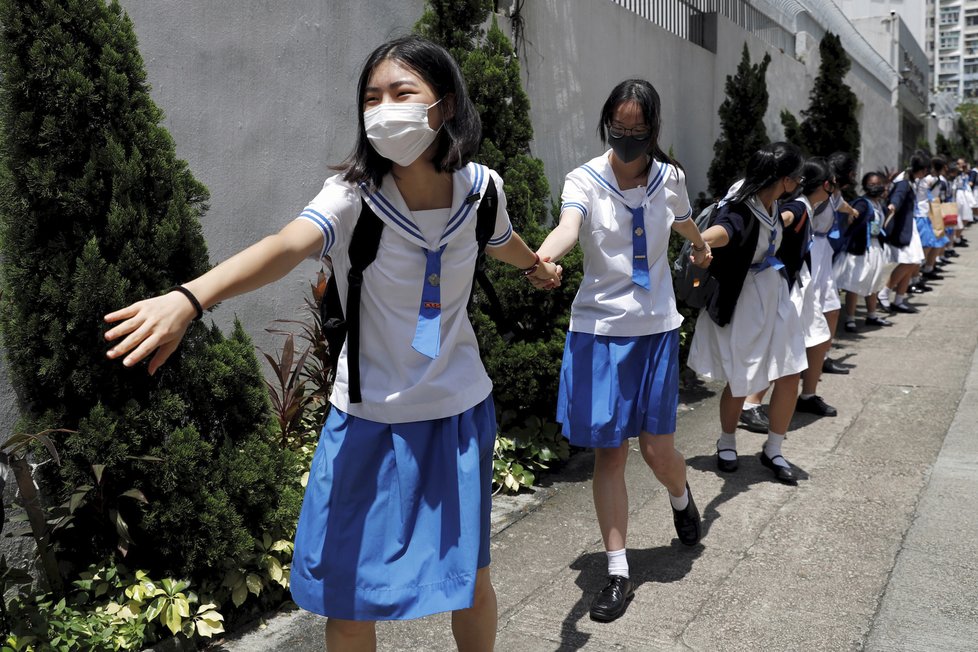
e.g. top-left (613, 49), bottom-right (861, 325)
top-left (104, 292), bottom-right (198, 374)
top-left (527, 257), bottom-right (562, 289)
top-left (690, 244), bottom-right (712, 269)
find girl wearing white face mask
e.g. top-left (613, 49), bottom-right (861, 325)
top-left (104, 35), bottom-right (560, 651)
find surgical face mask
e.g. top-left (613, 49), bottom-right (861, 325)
top-left (608, 134), bottom-right (650, 164)
top-left (364, 99), bottom-right (442, 166)
top-left (865, 184), bottom-right (885, 198)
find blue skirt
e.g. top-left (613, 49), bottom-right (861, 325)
top-left (556, 329), bottom-right (680, 448)
top-left (290, 397), bottom-right (495, 621)
top-left (916, 216), bottom-right (949, 249)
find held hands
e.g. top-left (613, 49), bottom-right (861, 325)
top-left (526, 256), bottom-right (562, 290)
top-left (103, 291), bottom-right (198, 375)
top-left (690, 243), bottom-right (712, 269)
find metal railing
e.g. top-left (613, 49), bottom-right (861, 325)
top-left (611, 0), bottom-right (794, 53)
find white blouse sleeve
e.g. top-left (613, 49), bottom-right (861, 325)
top-left (294, 175), bottom-right (360, 259)
top-left (560, 171), bottom-right (591, 220)
top-left (664, 165), bottom-right (692, 222)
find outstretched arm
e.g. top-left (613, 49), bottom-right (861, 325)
top-left (671, 217), bottom-right (712, 268)
top-left (104, 220), bottom-right (324, 374)
top-left (486, 231), bottom-right (562, 288)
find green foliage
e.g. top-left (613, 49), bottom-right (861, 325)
top-left (3, 563), bottom-right (225, 651)
top-left (417, 3), bottom-right (577, 491)
top-left (781, 108), bottom-right (803, 147)
top-left (0, 0), bottom-right (300, 582)
top-left (951, 107), bottom-right (978, 161)
top-left (795, 32), bottom-right (860, 159)
top-left (708, 44), bottom-right (771, 199)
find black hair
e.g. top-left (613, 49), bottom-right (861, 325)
top-left (908, 153), bottom-right (930, 176)
top-left (861, 170), bottom-right (885, 191)
top-left (827, 151), bottom-right (856, 187)
top-left (799, 157), bottom-right (832, 196)
top-left (597, 79), bottom-right (681, 173)
top-left (731, 142), bottom-right (804, 204)
top-left (337, 35), bottom-right (482, 188)
top-left (931, 156), bottom-right (947, 174)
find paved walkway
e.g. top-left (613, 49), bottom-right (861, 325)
top-left (217, 243), bottom-right (978, 651)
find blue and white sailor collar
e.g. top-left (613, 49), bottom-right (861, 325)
top-left (357, 162), bottom-right (491, 250)
top-left (745, 194), bottom-right (779, 229)
top-left (576, 151), bottom-right (670, 209)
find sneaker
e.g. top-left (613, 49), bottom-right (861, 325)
top-left (738, 405), bottom-right (770, 433)
top-left (589, 575), bottom-right (634, 622)
top-left (865, 316), bottom-right (893, 327)
top-left (796, 394), bottom-right (838, 417)
top-left (671, 483), bottom-right (702, 546)
top-left (844, 320), bottom-right (858, 333)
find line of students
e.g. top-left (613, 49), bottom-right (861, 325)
top-left (100, 35), bottom-right (965, 650)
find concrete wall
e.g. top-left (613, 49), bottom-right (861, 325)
top-left (0, 0), bottom-right (908, 439)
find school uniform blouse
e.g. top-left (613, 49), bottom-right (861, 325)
top-left (885, 179), bottom-right (916, 248)
top-left (559, 151), bottom-right (692, 337)
top-left (844, 196), bottom-right (885, 255)
top-left (778, 197), bottom-right (814, 290)
top-left (296, 163), bottom-right (513, 423)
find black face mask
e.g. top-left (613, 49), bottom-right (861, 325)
top-left (865, 184), bottom-right (885, 198)
top-left (609, 135), bottom-right (649, 164)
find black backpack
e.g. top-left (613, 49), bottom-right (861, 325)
top-left (672, 202), bottom-right (719, 309)
top-left (321, 178), bottom-right (506, 403)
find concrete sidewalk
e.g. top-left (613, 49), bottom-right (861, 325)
top-left (216, 244), bottom-right (978, 651)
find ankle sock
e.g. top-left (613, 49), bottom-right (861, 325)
top-left (799, 393), bottom-right (814, 400)
top-left (867, 311), bottom-right (878, 319)
top-left (717, 431), bottom-right (737, 461)
top-left (895, 293), bottom-right (907, 305)
top-left (669, 486), bottom-right (689, 511)
top-left (742, 401), bottom-right (760, 410)
top-left (607, 548), bottom-right (629, 578)
top-left (764, 432), bottom-right (790, 468)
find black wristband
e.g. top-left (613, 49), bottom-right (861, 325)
top-left (169, 286), bottom-right (203, 321)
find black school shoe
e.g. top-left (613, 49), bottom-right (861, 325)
top-left (822, 358), bottom-right (849, 375)
top-left (796, 394), bottom-right (838, 417)
top-left (865, 316), bottom-right (893, 327)
top-left (589, 575), bottom-right (634, 622)
top-left (890, 302), bottom-right (919, 314)
top-left (672, 483), bottom-right (702, 546)
top-left (921, 269), bottom-right (944, 281)
top-left (739, 405), bottom-right (770, 433)
top-left (759, 450), bottom-right (798, 485)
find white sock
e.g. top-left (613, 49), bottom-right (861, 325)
top-left (669, 486), bottom-right (689, 511)
top-left (923, 264), bottom-right (934, 273)
top-left (607, 548), bottom-right (629, 578)
top-left (764, 432), bottom-right (790, 468)
top-left (895, 293), bottom-right (907, 305)
top-left (845, 316), bottom-right (856, 325)
top-left (799, 392), bottom-right (814, 400)
top-left (879, 287), bottom-right (890, 302)
top-left (867, 311), bottom-right (878, 319)
top-left (717, 431), bottom-right (737, 461)
top-left (742, 401), bottom-right (760, 410)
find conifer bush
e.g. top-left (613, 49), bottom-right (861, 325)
top-left (0, 0), bottom-right (300, 582)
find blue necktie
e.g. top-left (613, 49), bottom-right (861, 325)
top-left (630, 206), bottom-right (650, 289)
top-left (412, 245), bottom-right (446, 359)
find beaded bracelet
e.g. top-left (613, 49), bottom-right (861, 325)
top-left (521, 252), bottom-right (541, 276)
top-left (169, 286), bottom-right (204, 321)
top-left (692, 243), bottom-right (707, 252)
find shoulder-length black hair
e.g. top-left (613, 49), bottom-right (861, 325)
top-left (799, 157), bottom-right (832, 196)
top-left (597, 79), bottom-right (681, 173)
top-left (336, 35), bottom-right (482, 189)
top-left (907, 153), bottom-right (930, 177)
top-left (731, 142), bottom-right (803, 204)
top-left (827, 151), bottom-right (856, 188)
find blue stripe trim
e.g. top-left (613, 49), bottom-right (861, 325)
top-left (561, 202), bottom-right (588, 218)
top-left (645, 162), bottom-right (668, 197)
top-left (581, 164), bottom-right (624, 199)
top-left (674, 208), bottom-right (692, 221)
top-left (298, 210), bottom-right (335, 247)
top-left (442, 164), bottom-right (484, 242)
top-left (487, 223), bottom-right (512, 246)
top-left (359, 183), bottom-right (425, 241)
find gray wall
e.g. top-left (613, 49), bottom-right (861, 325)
top-left (0, 0), bottom-right (908, 439)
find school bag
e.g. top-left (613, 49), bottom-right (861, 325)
top-left (321, 177), bottom-right (506, 403)
top-left (673, 202), bottom-right (719, 309)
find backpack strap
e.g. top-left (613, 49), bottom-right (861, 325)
top-left (470, 177), bottom-right (516, 340)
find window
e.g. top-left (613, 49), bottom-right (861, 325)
top-left (942, 8), bottom-right (960, 25)
top-left (942, 33), bottom-right (961, 49)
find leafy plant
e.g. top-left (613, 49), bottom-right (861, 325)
top-left (492, 412), bottom-right (569, 493)
top-left (221, 534), bottom-right (293, 609)
top-left (259, 333), bottom-right (313, 449)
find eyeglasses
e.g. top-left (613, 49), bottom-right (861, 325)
top-left (790, 176), bottom-right (805, 185)
top-left (607, 123), bottom-right (651, 140)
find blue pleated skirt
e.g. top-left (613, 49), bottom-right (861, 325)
top-left (290, 396), bottom-right (495, 621)
top-left (556, 328), bottom-right (680, 448)
top-left (916, 216), bottom-right (949, 248)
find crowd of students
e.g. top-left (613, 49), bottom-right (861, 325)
top-left (101, 34), bottom-right (969, 650)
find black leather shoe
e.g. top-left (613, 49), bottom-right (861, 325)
top-left (921, 269), bottom-right (944, 280)
top-left (589, 575), bottom-right (634, 622)
top-left (946, 249), bottom-right (960, 258)
top-left (821, 358), bottom-right (849, 375)
top-left (672, 483), bottom-right (702, 546)
top-left (891, 302), bottom-right (919, 314)
top-left (716, 440), bottom-right (739, 472)
top-left (844, 320), bottom-right (858, 333)
top-left (796, 394), bottom-right (838, 417)
top-left (865, 316), bottom-right (893, 327)
top-left (760, 450), bottom-right (798, 484)
top-left (738, 405), bottom-right (770, 433)
top-left (957, 240), bottom-right (969, 247)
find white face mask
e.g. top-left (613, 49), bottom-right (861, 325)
top-left (364, 99), bottom-right (442, 167)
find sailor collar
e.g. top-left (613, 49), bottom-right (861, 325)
top-left (577, 151), bottom-right (670, 209)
